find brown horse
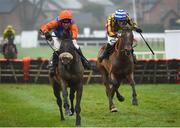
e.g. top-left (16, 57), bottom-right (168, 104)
top-left (2, 40), bottom-right (17, 59)
top-left (49, 35), bottom-right (84, 126)
top-left (97, 26), bottom-right (138, 112)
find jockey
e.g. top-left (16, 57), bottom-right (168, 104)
top-left (3, 25), bottom-right (16, 44)
top-left (98, 9), bottom-right (142, 63)
top-left (40, 10), bottom-right (90, 76)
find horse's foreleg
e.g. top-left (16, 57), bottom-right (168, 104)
top-left (104, 81), bottom-right (116, 112)
top-left (100, 67), bottom-right (109, 97)
top-left (69, 88), bottom-right (75, 115)
top-left (127, 74), bottom-right (138, 105)
top-left (109, 85), bottom-right (118, 112)
top-left (75, 85), bottom-right (83, 126)
top-left (53, 83), bottom-right (64, 120)
top-left (109, 73), bottom-right (119, 112)
top-left (61, 80), bottom-right (71, 115)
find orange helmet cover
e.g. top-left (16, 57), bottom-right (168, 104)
top-left (59, 10), bottom-right (72, 20)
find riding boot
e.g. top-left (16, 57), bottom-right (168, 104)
top-left (98, 43), bottom-right (114, 63)
top-left (49, 51), bottom-right (59, 77)
top-left (133, 54), bottom-right (137, 64)
top-left (76, 48), bottom-right (91, 69)
top-left (132, 49), bottom-right (137, 64)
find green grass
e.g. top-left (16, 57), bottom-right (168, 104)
top-left (0, 42), bottom-right (164, 59)
top-left (0, 84), bottom-right (180, 127)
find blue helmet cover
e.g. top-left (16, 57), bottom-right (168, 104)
top-left (114, 9), bottom-right (127, 21)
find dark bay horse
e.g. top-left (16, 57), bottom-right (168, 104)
top-left (49, 35), bottom-right (84, 126)
top-left (97, 27), bottom-right (138, 112)
top-left (2, 39), bottom-right (17, 59)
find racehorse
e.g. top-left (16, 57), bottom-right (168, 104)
top-left (49, 33), bottom-right (84, 126)
top-left (97, 26), bottom-right (138, 112)
top-left (2, 39), bottom-right (17, 59)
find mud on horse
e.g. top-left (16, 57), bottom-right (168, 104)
top-left (97, 26), bottom-right (138, 112)
top-left (49, 33), bottom-right (84, 126)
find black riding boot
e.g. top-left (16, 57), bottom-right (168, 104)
top-left (98, 43), bottom-right (114, 63)
top-left (132, 49), bottom-right (137, 64)
top-left (49, 51), bottom-right (59, 77)
top-left (76, 48), bottom-right (90, 69)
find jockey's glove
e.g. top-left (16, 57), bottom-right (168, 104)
top-left (110, 38), bottom-right (118, 44)
top-left (44, 32), bottom-right (52, 41)
top-left (136, 28), bottom-right (142, 33)
top-left (39, 29), bottom-right (43, 34)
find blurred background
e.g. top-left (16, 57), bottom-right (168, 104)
top-left (0, 1), bottom-right (180, 126)
top-left (0, 0), bottom-right (180, 59)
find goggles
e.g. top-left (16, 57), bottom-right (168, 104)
top-left (62, 19), bottom-right (71, 24)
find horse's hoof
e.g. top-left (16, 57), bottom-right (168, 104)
top-left (117, 95), bottom-right (125, 102)
top-left (132, 99), bottom-right (138, 106)
top-left (70, 109), bottom-right (74, 116)
top-left (76, 121), bottom-right (81, 126)
top-left (76, 117), bottom-right (81, 126)
top-left (65, 110), bottom-right (72, 116)
top-left (110, 107), bottom-right (118, 112)
top-left (69, 112), bottom-right (74, 116)
top-left (61, 117), bottom-right (65, 121)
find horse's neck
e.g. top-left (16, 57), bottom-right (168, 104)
top-left (114, 38), bottom-right (123, 55)
top-left (113, 39), bottom-right (132, 63)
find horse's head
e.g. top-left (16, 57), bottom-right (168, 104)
top-left (115, 26), bottom-right (134, 56)
top-left (3, 43), bottom-right (17, 59)
top-left (59, 38), bottom-right (75, 65)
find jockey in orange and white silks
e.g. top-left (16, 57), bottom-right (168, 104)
top-left (40, 10), bottom-right (90, 76)
top-left (98, 9), bottom-right (142, 63)
top-left (40, 10), bottom-right (79, 50)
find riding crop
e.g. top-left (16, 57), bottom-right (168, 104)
top-left (139, 32), bottom-right (154, 55)
top-left (45, 39), bottom-right (59, 56)
top-left (39, 31), bottom-right (59, 56)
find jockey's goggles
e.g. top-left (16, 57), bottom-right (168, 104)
top-left (62, 19), bottom-right (71, 24)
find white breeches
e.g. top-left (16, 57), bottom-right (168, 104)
top-left (52, 37), bottom-right (80, 51)
top-left (107, 36), bottom-right (118, 45)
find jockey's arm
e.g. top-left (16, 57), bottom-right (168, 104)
top-left (71, 24), bottom-right (78, 39)
top-left (40, 20), bottom-right (58, 33)
top-left (126, 14), bottom-right (139, 31)
top-left (106, 16), bottom-right (116, 37)
top-left (71, 24), bottom-right (79, 49)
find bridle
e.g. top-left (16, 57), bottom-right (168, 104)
top-left (115, 27), bottom-right (133, 56)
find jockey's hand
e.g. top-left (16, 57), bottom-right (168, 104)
top-left (136, 28), bottom-right (142, 33)
top-left (39, 29), bottom-right (44, 35)
top-left (44, 32), bottom-right (52, 41)
top-left (110, 38), bottom-right (118, 44)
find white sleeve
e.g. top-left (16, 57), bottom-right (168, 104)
top-left (72, 39), bottom-right (80, 49)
